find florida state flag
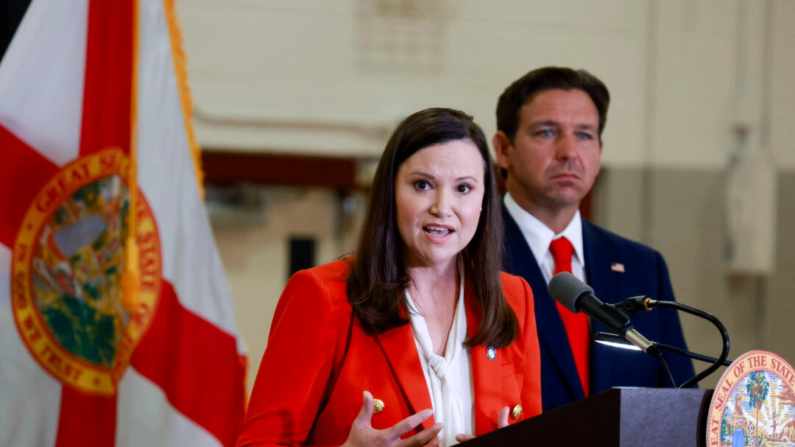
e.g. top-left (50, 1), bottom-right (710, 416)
top-left (0, 0), bottom-right (247, 446)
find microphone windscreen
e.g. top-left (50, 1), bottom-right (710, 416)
top-left (548, 272), bottom-right (594, 313)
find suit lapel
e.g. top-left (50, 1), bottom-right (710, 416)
top-left (582, 219), bottom-right (625, 308)
top-left (502, 205), bottom-right (584, 400)
top-left (373, 323), bottom-right (435, 429)
top-left (464, 279), bottom-right (502, 435)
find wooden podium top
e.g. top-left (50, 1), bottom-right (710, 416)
top-left (459, 388), bottom-right (714, 447)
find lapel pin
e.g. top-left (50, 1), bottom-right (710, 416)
top-left (610, 263), bottom-right (625, 273)
top-left (487, 346), bottom-right (497, 361)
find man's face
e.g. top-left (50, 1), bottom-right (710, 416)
top-left (496, 88), bottom-right (602, 211)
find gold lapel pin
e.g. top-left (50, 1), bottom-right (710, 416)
top-left (373, 398), bottom-right (385, 414)
top-left (511, 404), bottom-right (522, 419)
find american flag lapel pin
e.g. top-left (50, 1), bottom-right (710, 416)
top-left (610, 262), bottom-right (625, 273)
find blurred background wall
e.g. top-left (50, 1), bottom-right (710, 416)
top-left (172, 0), bottom-right (794, 389)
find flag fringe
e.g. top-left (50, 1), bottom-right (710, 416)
top-left (163, 0), bottom-right (205, 197)
top-left (122, 0), bottom-right (141, 312)
top-left (163, 0), bottom-right (249, 407)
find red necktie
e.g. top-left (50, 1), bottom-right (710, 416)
top-left (549, 237), bottom-right (590, 396)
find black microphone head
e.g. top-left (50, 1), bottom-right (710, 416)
top-left (548, 272), bottom-right (594, 313)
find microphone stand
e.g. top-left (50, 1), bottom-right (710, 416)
top-left (595, 333), bottom-right (734, 367)
top-left (610, 298), bottom-right (732, 389)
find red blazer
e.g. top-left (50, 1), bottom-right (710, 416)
top-left (237, 260), bottom-right (541, 447)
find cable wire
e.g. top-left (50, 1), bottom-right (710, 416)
top-left (648, 300), bottom-right (730, 389)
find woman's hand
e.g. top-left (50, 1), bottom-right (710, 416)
top-left (453, 406), bottom-right (510, 443)
top-left (342, 391), bottom-right (443, 447)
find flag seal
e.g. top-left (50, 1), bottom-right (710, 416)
top-left (11, 149), bottom-right (162, 395)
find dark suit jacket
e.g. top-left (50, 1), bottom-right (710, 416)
top-left (237, 260), bottom-right (542, 447)
top-left (502, 205), bottom-right (695, 412)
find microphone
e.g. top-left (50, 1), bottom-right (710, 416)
top-left (548, 272), bottom-right (661, 357)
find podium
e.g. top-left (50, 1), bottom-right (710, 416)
top-left (460, 388), bottom-right (714, 447)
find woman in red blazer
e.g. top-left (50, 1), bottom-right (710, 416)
top-left (237, 108), bottom-right (541, 447)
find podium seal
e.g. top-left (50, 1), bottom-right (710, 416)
top-left (707, 350), bottom-right (795, 447)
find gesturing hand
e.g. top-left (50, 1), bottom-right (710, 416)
top-left (453, 406), bottom-right (510, 443)
top-left (342, 391), bottom-right (443, 447)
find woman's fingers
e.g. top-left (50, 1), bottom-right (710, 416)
top-left (345, 399), bottom-right (439, 447)
top-left (350, 402), bottom-right (512, 447)
top-left (397, 420), bottom-right (443, 447)
top-left (387, 408), bottom-right (435, 439)
top-left (497, 406), bottom-right (510, 429)
top-left (352, 391), bottom-right (375, 429)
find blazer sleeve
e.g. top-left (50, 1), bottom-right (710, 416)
top-left (653, 251), bottom-right (697, 387)
top-left (236, 269), bottom-right (342, 447)
top-left (517, 277), bottom-right (543, 420)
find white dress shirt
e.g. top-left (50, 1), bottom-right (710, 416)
top-left (503, 193), bottom-right (587, 285)
top-left (404, 258), bottom-right (474, 447)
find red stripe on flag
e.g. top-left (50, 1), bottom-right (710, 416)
top-left (132, 281), bottom-right (246, 447)
top-left (55, 386), bottom-right (117, 447)
top-left (79, 0), bottom-right (134, 157)
top-left (0, 125), bottom-right (59, 248)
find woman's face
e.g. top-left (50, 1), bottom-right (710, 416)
top-left (395, 139), bottom-right (485, 269)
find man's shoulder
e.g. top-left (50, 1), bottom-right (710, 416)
top-left (582, 219), bottom-right (661, 262)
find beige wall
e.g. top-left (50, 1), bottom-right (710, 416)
top-left (176, 1), bottom-right (795, 390)
top-left (208, 188), bottom-right (367, 388)
top-left (180, 0), bottom-right (795, 169)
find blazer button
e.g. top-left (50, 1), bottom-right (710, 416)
top-left (511, 404), bottom-right (522, 420)
top-left (373, 398), bottom-right (385, 414)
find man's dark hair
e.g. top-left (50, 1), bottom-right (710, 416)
top-left (496, 66), bottom-right (611, 143)
top-left (347, 107), bottom-right (519, 348)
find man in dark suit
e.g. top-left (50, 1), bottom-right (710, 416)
top-left (493, 67), bottom-right (695, 412)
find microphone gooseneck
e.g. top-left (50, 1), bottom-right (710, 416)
top-left (548, 272), bottom-right (660, 357)
top-left (551, 271), bottom-right (733, 389)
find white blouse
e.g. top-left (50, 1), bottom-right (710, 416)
top-left (404, 260), bottom-right (474, 447)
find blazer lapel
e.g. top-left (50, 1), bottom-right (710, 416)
top-left (464, 280), bottom-right (502, 435)
top-left (374, 323), bottom-right (436, 430)
top-left (502, 205), bottom-right (585, 400)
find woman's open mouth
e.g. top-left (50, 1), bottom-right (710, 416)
top-left (423, 225), bottom-right (454, 238)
